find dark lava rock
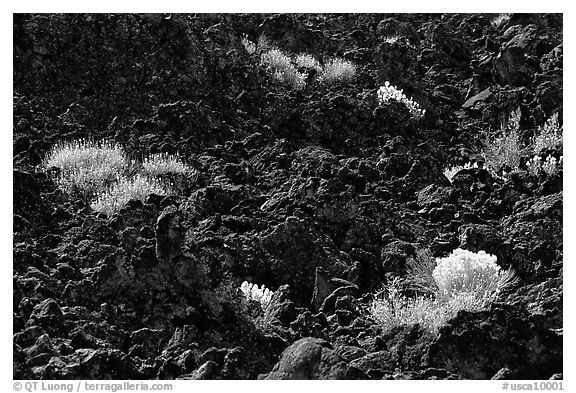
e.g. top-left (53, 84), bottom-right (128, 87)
top-left (427, 304), bottom-right (562, 379)
top-left (28, 298), bottom-right (64, 331)
top-left (13, 13), bottom-right (563, 381)
top-left (500, 192), bottom-right (562, 281)
top-left (262, 285), bottom-right (299, 327)
top-left (494, 46), bottom-right (530, 86)
top-left (259, 337), bottom-right (359, 380)
top-left (38, 348), bottom-right (143, 379)
top-left (381, 240), bottom-right (416, 274)
top-left (260, 216), bottom-right (349, 302)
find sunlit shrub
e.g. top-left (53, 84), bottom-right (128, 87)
top-left (432, 248), bottom-right (516, 303)
top-left (370, 248), bottom-right (516, 333)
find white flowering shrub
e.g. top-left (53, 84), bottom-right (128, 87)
top-left (382, 34), bottom-right (402, 44)
top-left (532, 113), bottom-right (562, 153)
top-left (377, 81), bottom-right (425, 119)
top-left (91, 174), bottom-right (170, 216)
top-left (443, 162), bottom-right (479, 182)
top-left (371, 248), bottom-right (516, 333)
top-left (319, 58), bottom-right (356, 84)
top-left (240, 281), bottom-right (274, 310)
top-left (142, 152), bottom-right (190, 177)
top-left (433, 249), bottom-right (515, 303)
top-left (526, 155), bottom-right (563, 177)
top-left (44, 139), bottom-right (128, 195)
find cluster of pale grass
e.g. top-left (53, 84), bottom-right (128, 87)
top-left (319, 58), bottom-right (357, 85)
top-left (382, 34), bottom-right (402, 45)
top-left (142, 152), bottom-right (190, 177)
top-left (240, 281), bottom-right (274, 310)
top-left (377, 81), bottom-right (426, 119)
top-left (260, 48), bottom-right (306, 90)
top-left (443, 162), bottom-right (479, 183)
top-left (371, 249), bottom-right (517, 333)
top-left (482, 109), bottom-right (523, 174)
top-left (482, 110), bottom-right (562, 178)
top-left (532, 113), bottom-right (562, 153)
top-left (90, 174), bottom-right (170, 216)
top-left (45, 140), bottom-right (190, 215)
top-left (371, 287), bottom-right (485, 333)
top-left (241, 35), bottom-right (257, 54)
top-left (243, 35), bottom-right (356, 89)
top-left (491, 13), bottom-right (512, 28)
top-left (44, 139), bottom-right (128, 195)
top-left (294, 53), bottom-right (323, 74)
top-left (483, 130), bottom-right (523, 174)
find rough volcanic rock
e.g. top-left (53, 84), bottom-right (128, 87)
top-left (259, 337), bottom-right (360, 379)
top-left (13, 13), bottom-right (563, 380)
top-left (427, 304), bottom-right (562, 379)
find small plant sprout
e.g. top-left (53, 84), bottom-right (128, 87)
top-left (382, 34), bottom-right (402, 44)
top-left (241, 35), bottom-right (257, 54)
top-left (443, 162), bottom-right (479, 183)
top-left (240, 281), bottom-right (274, 310)
top-left (377, 81), bottom-right (425, 119)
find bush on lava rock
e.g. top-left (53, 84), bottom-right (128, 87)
top-left (371, 248), bottom-right (517, 333)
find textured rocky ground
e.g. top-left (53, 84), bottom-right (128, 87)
top-left (13, 13), bottom-right (562, 379)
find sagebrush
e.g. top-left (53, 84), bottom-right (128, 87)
top-left (371, 248), bottom-right (517, 333)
